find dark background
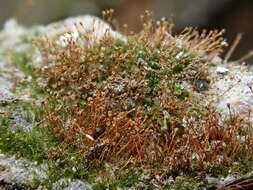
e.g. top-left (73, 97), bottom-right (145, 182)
top-left (1, 0), bottom-right (253, 62)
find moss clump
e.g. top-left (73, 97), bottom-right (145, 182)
top-left (1, 10), bottom-right (253, 188)
top-left (34, 11), bottom-right (253, 176)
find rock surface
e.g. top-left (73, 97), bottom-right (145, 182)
top-left (0, 154), bottom-right (46, 182)
top-left (207, 62), bottom-right (253, 118)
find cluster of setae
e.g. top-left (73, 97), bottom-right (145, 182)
top-left (36, 11), bottom-right (253, 175)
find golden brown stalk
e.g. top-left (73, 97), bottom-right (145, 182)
top-left (236, 50), bottom-right (253, 64)
top-left (224, 33), bottom-right (242, 63)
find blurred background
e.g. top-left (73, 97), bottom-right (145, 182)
top-left (0, 0), bottom-right (253, 62)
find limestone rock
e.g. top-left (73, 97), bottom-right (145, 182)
top-left (207, 62), bottom-right (253, 118)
